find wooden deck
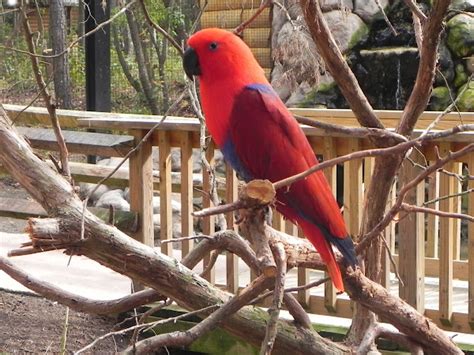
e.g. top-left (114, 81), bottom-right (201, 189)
top-left (3, 104), bottom-right (474, 334)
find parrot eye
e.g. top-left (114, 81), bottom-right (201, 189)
top-left (209, 42), bottom-right (218, 51)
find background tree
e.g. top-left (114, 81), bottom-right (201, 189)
top-left (49, 0), bottom-right (72, 109)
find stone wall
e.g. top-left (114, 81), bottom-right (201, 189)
top-left (271, 0), bottom-right (473, 111)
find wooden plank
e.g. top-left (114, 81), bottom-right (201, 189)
top-left (425, 310), bottom-right (473, 334)
top-left (392, 255), bottom-right (468, 280)
top-left (468, 154), bottom-right (474, 325)
top-left (159, 131), bottom-right (173, 256)
top-left (6, 105), bottom-right (474, 140)
top-left (290, 107), bottom-right (474, 123)
top-left (226, 163), bottom-right (239, 293)
top-left (426, 170), bottom-right (440, 258)
top-left (439, 143), bottom-right (454, 324)
top-left (452, 163), bottom-right (463, 260)
top-left (202, 143), bottom-right (216, 283)
top-left (200, 8), bottom-right (271, 29)
top-left (272, 210), bottom-right (285, 232)
top-left (398, 153), bottom-right (425, 312)
top-left (129, 129), bottom-right (154, 248)
top-left (16, 127), bottom-right (133, 157)
top-left (297, 227), bottom-right (310, 307)
top-left (343, 139), bottom-right (362, 236)
top-left (180, 132), bottom-right (194, 257)
top-left (321, 137), bottom-right (337, 311)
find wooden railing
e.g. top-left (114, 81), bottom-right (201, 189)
top-left (4, 104), bottom-right (474, 333)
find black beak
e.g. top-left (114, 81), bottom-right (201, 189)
top-left (183, 47), bottom-right (201, 80)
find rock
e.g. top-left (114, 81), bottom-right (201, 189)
top-left (435, 44), bottom-right (455, 86)
top-left (355, 47), bottom-right (419, 109)
top-left (153, 213), bottom-right (183, 243)
top-left (152, 195), bottom-right (182, 215)
top-left (97, 157), bottom-right (128, 167)
top-left (286, 82), bottom-right (312, 107)
top-left (94, 189), bottom-right (130, 211)
top-left (457, 83), bottom-right (474, 111)
top-left (320, 0), bottom-right (353, 12)
top-left (354, 0), bottom-right (389, 23)
top-left (78, 182), bottom-right (110, 203)
top-left (450, 0), bottom-right (474, 12)
top-left (454, 63), bottom-right (469, 88)
top-left (429, 87), bottom-right (452, 111)
top-left (447, 14), bottom-right (474, 58)
top-left (271, 11), bottom-right (367, 105)
top-left (324, 11), bottom-right (369, 52)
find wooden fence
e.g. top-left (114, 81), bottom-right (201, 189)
top-left (4, 104), bottom-right (474, 334)
top-left (200, 0), bottom-right (273, 77)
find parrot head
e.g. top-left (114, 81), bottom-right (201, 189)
top-left (183, 28), bottom-right (266, 85)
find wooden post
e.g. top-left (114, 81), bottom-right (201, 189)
top-left (129, 129), bottom-right (154, 247)
top-left (226, 163), bottom-right (239, 293)
top-left (180, 132), bottom-right (194, 257)
top-left (322, 137), bottom-right (337, 311)
top-left (159, 131), bottom-right (173, 256)
top-left (398, 153), bottom-right (425, 312)
top-left (129, 129), bottom-right (154, 291)
top-left (439, 143), bottom-right (454, 324)
top-left (426, 171), bottom-right (440, 258)
top-left (452, 163), bottom-right (463, 260)
top-left (468, 155), bottom-right (474, 326)
top-left (202, 143), bottom-right (216, 283)
top-left (343, 139), bottom-right (362, 236)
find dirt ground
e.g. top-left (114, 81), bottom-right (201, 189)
top-left (0, 177), bottom-right (132, 353)
top-left (0, 291), bottom-right (130, 353)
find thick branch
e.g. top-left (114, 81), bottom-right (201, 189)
top-left (0, 255), bottom-right (163, 314)
top-left (0, 107), bottom-right (346, 355)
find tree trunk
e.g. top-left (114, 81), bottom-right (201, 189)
top-left (49, 0), bottom-right (73, 109)
top-left (126, 5), bottom-right (160, 115)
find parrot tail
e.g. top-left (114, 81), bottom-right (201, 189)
top-left (298, 219), bottom-right (345, 292)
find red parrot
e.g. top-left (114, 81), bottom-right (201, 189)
top-left (183, 28), bottom-right (357, 291)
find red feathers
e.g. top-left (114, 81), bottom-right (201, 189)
top-left (185, 28), bottom-right (357, 292)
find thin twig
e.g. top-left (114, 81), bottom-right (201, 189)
top-left (130, 299), bottom-right (172, 349)
top-left (187, 79), bottom-right (227, 231)
top-left (20, 4), bottom-right (70, 179)
top-left (1, 0), bottom-right (136, 60)
top-left (294, 114), bottom-right (408, 143)
top-left (138, 0), bottom-right (183, 56)
top-left (126, 275), bottom-right (274, 354)
top-left (75, 304), bottom-right (219, 354)
top-left (403, 0), bottom-right (427, 22)
top-left (80, 90), bottom-right (187, 239)
top-left (402, 202), bottom-right (474, 222)
top-left (376, 0), bottom-right (397, 35)
top-left (161, 235), bottom-right (213, 244)
top-left (359, 143), bottom-right (474, 251)
top-left (233, 0), bottom-right (272, 35)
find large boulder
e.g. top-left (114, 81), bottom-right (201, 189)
top-left (94, 189), bottom-right (130, 211)
top-left (324, 11), bottom-right (369, 52)
top-left (354, 0), bottom-right (390, 23)
top-left (450, 0), bottom-right (474, 12)
top-left (457, 83), bottom-right (474, 111)
top-left (429, 87), bottom-right (451, 111)
top-left (320, 0), bottom-right (353, 12)
top-left (447, 14), bottom-right (474, 58)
